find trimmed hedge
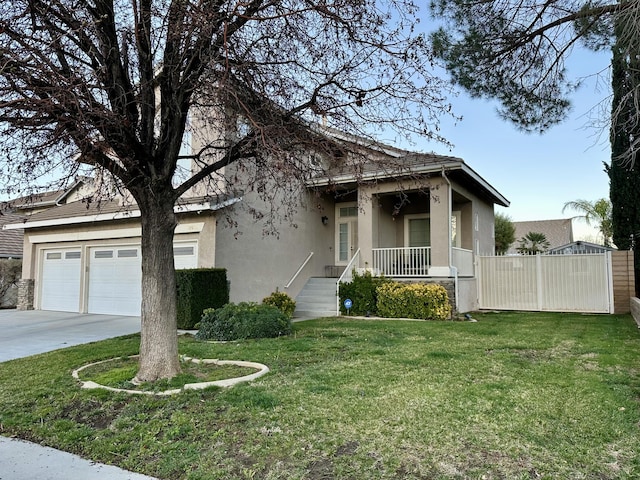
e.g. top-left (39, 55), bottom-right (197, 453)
top-left (338, 270), bottom-right (390, 316)
top-left (376, 282), bottom-right (452, 321)
top-left (176, 268), bottom-right (229, 329)
top-left (195, 302), bottom-right (292, 341)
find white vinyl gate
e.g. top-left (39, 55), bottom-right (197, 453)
top-left (477, 253), bottom-right (613, 313)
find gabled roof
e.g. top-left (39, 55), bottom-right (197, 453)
top-left (508, 219), bottom-right (574, 254)
top-left (548, 241), bottom-right (615, 255)
top-left (308, 149), bottom-right (510, 208)
top-left (1, 177), bottom-right (89, 212)
top-left (3, 194), bottom-right (242, 231)
top-left (0, 211), bottom-right (25, 257)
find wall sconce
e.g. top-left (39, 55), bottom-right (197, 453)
top-left (321, 216), bottom-right (329, 225)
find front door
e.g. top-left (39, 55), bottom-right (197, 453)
top-left (335, 203), bottom-right (358, 265)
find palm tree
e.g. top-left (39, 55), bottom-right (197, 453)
top-left (516, 232), bottom-right (550, 255)
top-left (562, 198), bottom-right (613, 247)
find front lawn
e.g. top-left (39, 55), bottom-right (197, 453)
top-left (1, 312), bottom-right (639, 479)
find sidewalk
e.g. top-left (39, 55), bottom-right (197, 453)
top-left (0, 310), bottom-right (159, 480)
top-left (0, 437), bottom-right (157, 480)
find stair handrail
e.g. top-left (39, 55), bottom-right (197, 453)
top-left (336, 248), bottom-right (361, 315)
top-left (284, 251), bottom-right (314, 289)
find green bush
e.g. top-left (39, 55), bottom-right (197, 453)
top-left (262, 290), bottom-right (296, 318)
top-left (338, 270), bottom-right (389, 316)
top-left (176, 268), bottom-right (229, 329)
top-left (376, 282), bottom-right (452, 320)
top-left (196, 302), bottom-right (292, 341)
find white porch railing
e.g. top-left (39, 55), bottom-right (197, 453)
top-left (452, 247), bottom-right (474, 276)
top-left (372, 247), bottom-right (430, 277)
top-left (371, 246), bottom-right (475, 277)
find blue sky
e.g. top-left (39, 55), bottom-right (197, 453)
top-left (404, 46), bottom-right (614, 241)
top-left (397, 8), bottom-right (616, 242)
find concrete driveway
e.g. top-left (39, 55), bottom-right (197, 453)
top-left (0, 309), bottom-right (159, 479)
top-left (0, 309), bottom-right (142, 363)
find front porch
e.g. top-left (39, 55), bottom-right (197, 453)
top-left (330, 176), bottom-right (480, 281)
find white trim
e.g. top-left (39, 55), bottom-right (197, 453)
top-left (335, 202), bottom-right (358, 265)
top-left (3, 196), bottom-right (241, 231)
top-left (25, 221), bottom-right (205, 244)
top-left (307, 162), bottom-right (510, 208)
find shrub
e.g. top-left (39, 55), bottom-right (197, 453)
top-left (196, 302), bottom-right (292, 341)
top-left (376, 282), bottom-right (452, 321)
top-left (262, 290), bottom-right (296, 318)
top-left (176, 268), bottom-right (229, 329)
top-left (0, 258), bottom-right (21, 307)
top-left (338, 270), bottom-right (390, 316)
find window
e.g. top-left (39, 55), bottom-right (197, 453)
top-left (404, 214), bottom-right (430, 247)
top-left (46, 252), bottom-right (62, 260)
top-left (117, 249), bottom-right (138, 258)
top-left (174, 246), bottom-right (195, 256)
top-left (339, 206), bottom-right (358, 217)
top-left (94, 250), bottom-right (113, 259)
top-left (65, 252), bottom-right (81, 259)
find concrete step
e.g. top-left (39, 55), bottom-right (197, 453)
top-left (294, 277), bottom-right (339, 319)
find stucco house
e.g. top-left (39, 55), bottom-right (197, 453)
top-left (4, 133), bottom-right (509, 317)
top-left (507, 219), bottom-right (574, 255)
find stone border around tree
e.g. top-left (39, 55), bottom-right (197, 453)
top-left (72, 356), bottom-right (269, 396)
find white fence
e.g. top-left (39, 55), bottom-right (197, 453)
top-left (477, 253), bottom-right (613, 313)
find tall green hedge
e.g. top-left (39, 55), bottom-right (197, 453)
top-left (176, 268), bottom-right (229, 329)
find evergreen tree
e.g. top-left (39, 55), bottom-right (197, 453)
top-left (606, 18), bottom-right (640, 295)
top-left (494, 213), bottom-right (516, 255)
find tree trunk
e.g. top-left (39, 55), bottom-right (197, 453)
top-left (133, 194), bottom-right (181, 383)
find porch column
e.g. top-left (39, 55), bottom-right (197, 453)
top-left (429, 179), bottom-right (452, 276)
top-left (357, 186), bottom-right (378, 268)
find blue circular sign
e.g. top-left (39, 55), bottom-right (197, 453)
top-left (344, 299), bottom-right (353, 309)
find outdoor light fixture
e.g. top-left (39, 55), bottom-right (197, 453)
top-left (321, 216), bottom-right (329, 225)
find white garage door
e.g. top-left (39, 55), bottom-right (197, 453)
top-left (88, 247), bottom-right (142, 316)
top-left (174, 243), bottom-right (198, 270)
top-left (87, 242), bottom-right (198, 316)
top-left (41, 249), bottom-right (82, 312)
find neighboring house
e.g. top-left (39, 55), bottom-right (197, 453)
top-left (3, 177), bottom-right (95, 217)
top-left (547, 241), bottom-right (616, 255)
top-left (0, 177), bottom-right (94, 259)
top-left (0, 211), bottom-right (25, 308)
top-left (0, 211), bottom-right (25, 259)
top-left (507, 219), bottom-right (574, 255)
top-left (4, 133), bottom-right (509, 316)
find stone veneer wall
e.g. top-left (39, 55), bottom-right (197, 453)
top-left (16, 279), bottom-right (34, 310)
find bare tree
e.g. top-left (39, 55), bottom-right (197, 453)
top-left (0, 1), bottom-right (454, 381)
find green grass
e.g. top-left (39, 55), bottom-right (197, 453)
top-left (77, 355), bottom-right (258, 392)
top-left (1, 312), bottom-right (640, 479)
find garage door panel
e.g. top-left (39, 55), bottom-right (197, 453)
top-left (88, 247), bottom-right (142, 316)
top-left (41, 249), bottom-right (81, 312)
top-left (87, 242), bottom-right (198, 316)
